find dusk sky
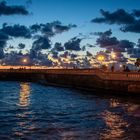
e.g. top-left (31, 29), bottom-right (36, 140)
top-left (0, 0), bottom-right (140, 66)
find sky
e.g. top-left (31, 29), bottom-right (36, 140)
top-left (0, 0), bottom-right (140, 66)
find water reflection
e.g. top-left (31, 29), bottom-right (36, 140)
top-left (1, 81), bottom-right (140, 139)
top-left (101, 99), bottom-right (129, 140)
top-left (14, 82), bottom-right (35, 137)
top-left (101, 111), bottom-right (128, 140)
top-left (19, 82), bottom-right (30, 107)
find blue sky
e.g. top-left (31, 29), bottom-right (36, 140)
top-left (1, 0), bottom-right (140, 36)
top-left (0, 0), bottom-right (140, 58)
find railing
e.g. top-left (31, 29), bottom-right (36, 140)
top-left (0, 69), bottom-right (140, 81)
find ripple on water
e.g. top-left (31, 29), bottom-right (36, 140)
top-left (0, 81), bottom-right (140, 140)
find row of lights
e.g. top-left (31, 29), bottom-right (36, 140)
top-left (97, 53), bottom-right (117, 62)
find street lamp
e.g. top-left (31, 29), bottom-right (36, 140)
top-left (96, 55), bottom-right (105, 69)
top-left (22, 58), bottom-right (28, 64)
top-left (97, 55), bottom-right (105, 61)
top-left (111, 53), bottom-right (116, 59)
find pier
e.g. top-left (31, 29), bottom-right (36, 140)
top-left (0, 68), bottom-right (140, 94)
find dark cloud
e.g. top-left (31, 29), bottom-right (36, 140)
top-left (91, 9), bottom-right (140, 33)
top-left (54, 24), bottom-right (77, 33)
top-left (9, 45), bottom-right (14, 49)
top-left (129, 48), bottom-right (140, 58)
top-left (51, 51), bottom-right (59, 59)
top-left (0, 1), bottom-right (29, 16)
top-left (94, 29), bottom-right (112, 37)
top-left (70, 53), bottom-right (77, 59)
top-left (96, 30), bottom-right (119, 49)
top-left (32, 36), bottom-right (51, 51)
top-left (95, 30), bottom-right (135, 52)
top-left (53, 42), bottom-right (64, 52)
top-left (86, 51), bottom-right (93, 57)
top-left (0, 32), bottom-right (9, 59)
top-left (64, 37), bottom-right (82, 51)
top-left (81, 46), bottom-right (86, 51)
top-left (2, 51), bottom-right (24, 65)
top-left (30, 24), bottom-right (41, 33)
top-left (29, 49), bottom-right (37, 59)
top-left (60, 51), bottom-right (69, 58)
top-left (133, 10), bottom-right (140, 17)
top-left (1, 24), bottom-right (31, 38)
top-left (128, 39), bottom-right (140, 58)
top-left (120, 20), bottom-right (140, 33)
top-left (0, 31), bottom-right (9, 48)
top-left (86, 44), bottom-right (96, 48)
top-left (41, 22), bottom-right (55, 37)
top-left (30, 21), bottom-right (77, 37)
top-left (18, 43), bottom-right (25, 49)
top-left (0, 48), bottom-right (4, 59)
top-left (91, 9), bottom-right (135, 25)
top-left (118, 40), bottom-right (135, 49)
top-left (30, 36), bottom-right (51, 59)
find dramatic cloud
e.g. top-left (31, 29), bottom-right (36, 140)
top-left (0, 31), bottom-right (9, 48)
top-left (51, 51), bottom-right (59, 59)
top-left (0, 31), bottom-right (9, 59)
top-left (96, 30), bottom-right (119, 49)
top-left (91, 9), bottom-right (135, 25)
top-left (18, 43), bottom-right (25, 49)
top-left (94, 29), bottom-right (112, 37)
top-left (95, 30), bottom-right (135, 52)
top-left (0, 48), bottom-right (4, 59)
top-left (120, 20), bottom-right (140, 33)
top-left (54, 24), bottom-right (77, 33)
top-left (30, 21), bottom-right (77, 37)
top-left (32, 36), bottom-right (51, 51)
top-left (64, 37), bottom-right (82, 51)
top-left (129, 48), bottom-right (140, 58)
top-left (30, 36), bottom-right (51, 59)
top-left (53, 42), bottom-right (64, 52)
top-left (30, 24), bottom-right (41, 33)
top-left (128, 39), bottom-right (140, 58)
top-left (133, 10), bottom-right (140, 17)
top-left (91, 9), bottom-right (140, 33)
top-left (0, 1), bottom-right (29, 16)
top-left (1, 24), bottom-right (31, 38)
top-left (60, 51), bottom-right (69, 58)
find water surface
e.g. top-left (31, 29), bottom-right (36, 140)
top-left (0, 81), bottom-right (140, 140)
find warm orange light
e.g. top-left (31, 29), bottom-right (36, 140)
top-left (97, 55), bottom-right (105, 61)
top-left (22, 58), bottom-right (28, 63)
top-left (111, 53), bottom-right (116, 59)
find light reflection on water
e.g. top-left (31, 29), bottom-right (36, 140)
top-left (15, 83), bottom-right (36, 137)
top-left (19, 82), bottom-right (30, 107)
top-left (0, 81), bottom-right (140, 140)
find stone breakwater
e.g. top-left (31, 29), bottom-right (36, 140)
top-left (0, 69), bottom-right (139, 94)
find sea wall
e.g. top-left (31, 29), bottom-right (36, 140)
top-left (0, 69), bottom-right (139, 94)
top-left (40, 73), bottom-right (140, 94)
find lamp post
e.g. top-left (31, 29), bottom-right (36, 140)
top-left (21, 58), bottom-right (30, 69)
top-left (22, 58), bottom-right (28, 64)
top-left (96, 55), bottom-right (105, 69)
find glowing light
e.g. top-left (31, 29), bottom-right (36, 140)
top-left (97, 55), bottom-right (105, 61)
top-left (111, 53), bottom-right (116, 59)
top-left (22, 58), bottom-right (28, 63)
top-left (19, 82), bottom-right (30, 107)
